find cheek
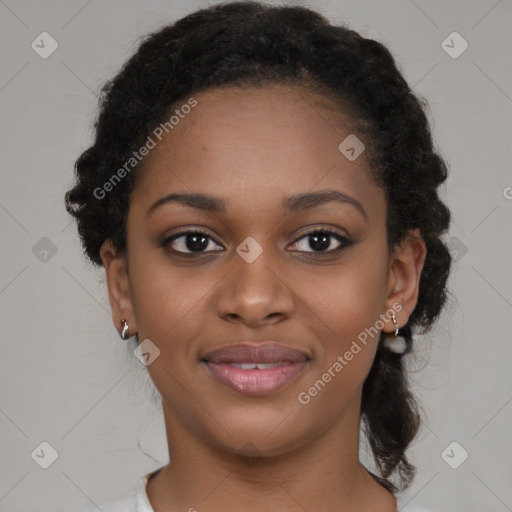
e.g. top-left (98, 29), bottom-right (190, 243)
top-left (291, 251), bottom-right (387, 396)
top-left (298, 257), bottom-right (387, 347)
top-left (294, 277), bottom-right (382, 420)
top-left (129, 264), bottom-right (211, 407)
top-left (129, 252), bottom-right (211, 340)
top-left (127, 265), bottom-right (221, 404)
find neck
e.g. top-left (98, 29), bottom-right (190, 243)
top-left (146, 398), bottom-right (396, 512)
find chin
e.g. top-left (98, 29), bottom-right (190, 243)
top-left (203, 407), bottom-right (316, 459)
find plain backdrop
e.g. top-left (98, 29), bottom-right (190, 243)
top-left (0, 0), bottom-right (511, 511)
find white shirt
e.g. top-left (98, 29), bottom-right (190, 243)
top-left (88, 468), bottom-right (432, 512)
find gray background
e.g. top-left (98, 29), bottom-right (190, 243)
top-left (0, 0), bottom-right (511, 511)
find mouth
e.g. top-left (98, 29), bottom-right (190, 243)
top-left (200, 342), bottom-right (311, 395)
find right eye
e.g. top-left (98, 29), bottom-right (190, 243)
top-left (161, 229), bottom-right (224, 255)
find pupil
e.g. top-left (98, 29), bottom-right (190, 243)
top-left (186, 234), bottom-right (208, 252)
top-left (310, 233), bottom-right (330, 251)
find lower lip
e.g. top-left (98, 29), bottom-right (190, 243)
top-left (203, 361), bottom-right (309, 395)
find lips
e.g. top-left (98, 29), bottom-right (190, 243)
top-left (201, 342), bottom-right (311, 395)
top-left (201, 342), bottom-right (310, 364)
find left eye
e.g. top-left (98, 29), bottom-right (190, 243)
top-left (290, 229), bottom-right (350, 254)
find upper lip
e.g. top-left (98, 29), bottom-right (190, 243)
top-left (201, 342), bottom-right (311, 364)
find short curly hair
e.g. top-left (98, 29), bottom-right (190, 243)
top-left (64, 0), bottom-right (452, 494)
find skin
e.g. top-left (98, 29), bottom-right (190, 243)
top-left (100, 84), bottom-right (427, 512)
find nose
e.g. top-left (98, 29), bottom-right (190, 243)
top-left (216, 248), bottom-right (295, 328)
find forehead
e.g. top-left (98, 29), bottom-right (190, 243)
top-left (131, 85), bottom-right (384, 218)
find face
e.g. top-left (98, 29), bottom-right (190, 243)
top-left (100, 85), bottom-right (426, 458)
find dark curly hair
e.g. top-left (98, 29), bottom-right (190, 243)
top-left (64, 0), bottom-right (452, 494)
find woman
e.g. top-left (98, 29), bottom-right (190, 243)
top-left (65, 2), bottom-right (451, 510)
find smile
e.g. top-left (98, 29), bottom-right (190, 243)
top-left (203, 360), bottom-right (309, 395)
top-left (200, 341), bottom-right (311, 395)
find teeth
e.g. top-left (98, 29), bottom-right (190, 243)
top-left (255, 363), bottom-right (283, 369)
top-left (231, 363), bottom-right (257, 370)
top-left (230, 362), bottom-right (285, 370)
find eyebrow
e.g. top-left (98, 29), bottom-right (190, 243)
top-left (147, 190), bottom-right (367, 220)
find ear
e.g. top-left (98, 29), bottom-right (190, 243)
top-left (383, 228), bottom-right (427, 333)
top-left (99, 239), bottom-right (137, 338)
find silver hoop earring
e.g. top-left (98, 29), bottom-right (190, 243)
top-left (120, 318), bottom-right (129, 340)
top-left (391, 311), bottom-right (400, 337)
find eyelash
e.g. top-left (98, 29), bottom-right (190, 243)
top-left (161, 227), bottom-right (353, 257)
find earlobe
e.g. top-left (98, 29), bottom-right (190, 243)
top-left (384, 229), bottom-right (427, 333)
top-left (99, 239), bottom-right (137, 337)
